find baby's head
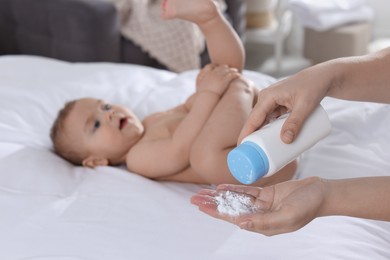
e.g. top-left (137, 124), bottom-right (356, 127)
top-left (51, 98), bottom-right (144, 167)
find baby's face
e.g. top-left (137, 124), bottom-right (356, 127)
top-left (64, 98), bottom-right (144, 163)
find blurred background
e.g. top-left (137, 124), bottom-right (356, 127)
top-left (1, 0), bottom-right (388, 79)
top-left (245, 0), bottom-right (389, 78)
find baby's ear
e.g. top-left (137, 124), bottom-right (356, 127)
top-left (82, 156), bottom-right (109, 168)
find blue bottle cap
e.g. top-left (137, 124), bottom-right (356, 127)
top-left (227, 141), bottom-right (269, 184)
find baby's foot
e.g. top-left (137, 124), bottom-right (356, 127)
top-left (161, 0), bottom-right (220, 25)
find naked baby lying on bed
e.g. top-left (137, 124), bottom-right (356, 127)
top-left (50, 66), bottom-right (296, 186)
top-left (50, 0), bottom-right (296, 186)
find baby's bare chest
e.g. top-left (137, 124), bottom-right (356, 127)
top-left (142, 107), bottom-right (187, 140)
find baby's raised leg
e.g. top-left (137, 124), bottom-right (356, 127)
top-left (190, 78), bottom-right (297, 185)
top-left (161, 0), bottom-right (244, 70)
top-left (190, 77), bottom-right (255, 184)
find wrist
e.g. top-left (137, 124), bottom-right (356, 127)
top-left (311, 177), bottom-right (332, 217)
top-left (321, 58), bottom-right (348, 97)
top-left (317, 177), bottom-right (341, 217)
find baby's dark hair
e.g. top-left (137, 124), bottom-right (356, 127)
top-left (50, 100), bottom-right (83, 165)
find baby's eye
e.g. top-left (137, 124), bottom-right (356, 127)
top-left (94, 120), bottom-right (101, 129)
top-left (103, 104), bottom-right (112, 111)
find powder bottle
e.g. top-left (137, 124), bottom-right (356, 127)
top-left (227, 105), bottom-right (331, 184)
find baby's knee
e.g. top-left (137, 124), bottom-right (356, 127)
top-left (227, 77), bottom-right (256, 95)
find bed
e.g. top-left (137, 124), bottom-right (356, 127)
top-left (0, 55), bottom-right (389, 260)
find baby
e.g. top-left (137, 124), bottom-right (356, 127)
top-left (51, 0), bottom-right (297, 186)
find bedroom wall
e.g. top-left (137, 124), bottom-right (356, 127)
top-left (368, 0), bottom-right (390, 38)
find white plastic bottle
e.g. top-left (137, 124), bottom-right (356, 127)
top-left (227, 105), bottom-right (332, 184)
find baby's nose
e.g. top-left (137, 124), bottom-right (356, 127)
top-left (104, 110), bottom-right (115, 121)
top-left (107, 110), bottom-right (123, 121)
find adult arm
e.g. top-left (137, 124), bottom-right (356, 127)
top-left (238, 47), bottom-right (390, 144)
top-left (191, 176), bottom-right (390, 236)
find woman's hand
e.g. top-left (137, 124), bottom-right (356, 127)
top-left (238, 64), bottom-right (332, 144)
top-left (191, 177), bottom-right (326, 236)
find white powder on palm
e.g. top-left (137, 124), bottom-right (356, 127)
top-left (215, 190), bottom-right (256, 217)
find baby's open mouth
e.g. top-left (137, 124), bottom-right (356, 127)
top-left (119, 117), bottom-right (128, 130)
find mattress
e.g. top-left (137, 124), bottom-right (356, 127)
top-left (0, 55), bottom-right (389, 260)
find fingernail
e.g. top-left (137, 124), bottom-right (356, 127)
top-left (283, 130), bottom-right (294, 143)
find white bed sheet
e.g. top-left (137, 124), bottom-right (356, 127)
top-left (0, 55), bottom-right (389, 260)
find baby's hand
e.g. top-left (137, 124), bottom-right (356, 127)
top-left (196, 64), bottom-right (240, 96)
